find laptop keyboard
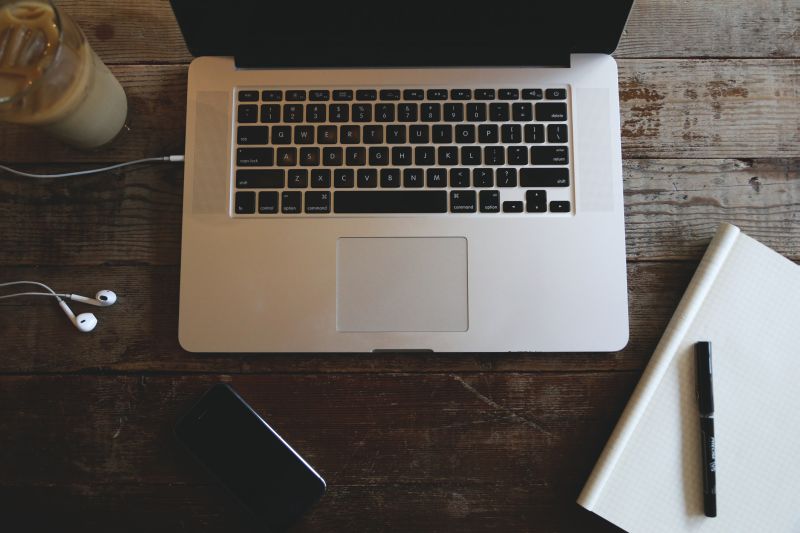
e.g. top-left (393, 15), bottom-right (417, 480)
top-left (233, 87), bottom-right (572, 216)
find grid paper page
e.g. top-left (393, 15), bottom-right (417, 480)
top-left (589, 231), bottom-right (800, 532)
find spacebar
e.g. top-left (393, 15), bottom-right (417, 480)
top-left (334, 191), bottom-right (448, 213)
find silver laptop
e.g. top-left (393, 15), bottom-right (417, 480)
top-left (171, 1), bottom-right (633, 353)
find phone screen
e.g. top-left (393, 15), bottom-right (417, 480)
top-left (175, 384), bottom-right (325, 531)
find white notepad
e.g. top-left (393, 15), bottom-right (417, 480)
top-left (578, 223), bottom-right (800, 532)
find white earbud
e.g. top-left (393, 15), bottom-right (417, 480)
top-left (58, 299), bottom-right (98, 332)
top-left (67, 290), bottom-right (117, 307)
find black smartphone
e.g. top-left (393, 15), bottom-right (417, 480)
top-left (174, 383), bottom-right (326, 531)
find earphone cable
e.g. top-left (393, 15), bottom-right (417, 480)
top-left (0, 155), bottom-right (184, 179)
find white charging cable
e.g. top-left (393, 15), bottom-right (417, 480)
top-left (0, 155), bottom-right (184, 178)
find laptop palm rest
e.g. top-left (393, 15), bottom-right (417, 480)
top-left (336, 237), bottom-right (468, 333)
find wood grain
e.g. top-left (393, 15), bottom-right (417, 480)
top-left (54, 0), bottom-right (800, 65)
top-left (0, 374), bottom-right (633, 532)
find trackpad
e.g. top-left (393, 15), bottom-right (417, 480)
top-left (337, 237), bottom-right (468, 332)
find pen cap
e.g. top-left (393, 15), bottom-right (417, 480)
top-left (695, 341), bottom-right (714, 414)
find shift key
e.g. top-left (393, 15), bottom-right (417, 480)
top-left (236, 169), bottom-right (285, 188)
top-left (520, 168), bottom-right (570, 187)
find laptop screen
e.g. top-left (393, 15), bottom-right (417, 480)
top-left (171, 1), bottom-right (634, 67)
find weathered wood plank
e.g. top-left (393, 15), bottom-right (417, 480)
top-left (0, 159), bottom-right (795, 267)
top-left (0, 374), bottom-right (633, 532)
top-left (1, 60), bottom-right (796, 163)
top-left (0, 262), bottom-right (691, 373)
top-left (54, 0), bottom-right (800, 65)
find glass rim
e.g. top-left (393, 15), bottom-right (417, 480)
top-left (0, 0), bottom-right (64, 106)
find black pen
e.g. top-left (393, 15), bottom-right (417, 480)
top-left (695, 341), bottom-right (717, 517)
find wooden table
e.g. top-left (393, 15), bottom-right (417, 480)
top-left (1, 1), bottom-right (797, 531)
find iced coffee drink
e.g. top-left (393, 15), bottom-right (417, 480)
top-left (0, 0), bottom-right (127, 149)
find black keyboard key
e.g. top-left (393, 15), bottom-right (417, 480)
top-left (450, 168), bottom-right (470, 188)
top-left (398, 103), bottom-right (418, 122)
top-left (451, 89), bottom-right (471, 100)
top-left (501, 124), bottom-right (521, 143)
top-left (317, 125), bottom-right (337, 144)
top-left (236, 169), bottom-right (284, 188)
top-left (524, 124), bottom-right (545, 143)
top-left (403, 89), bottom-right (425, 100)
top-left (536, 102), bottom-right (567, 121)
top-left (478, 124), bottom-right (498, 143)
top-left (363, 125), bottom-right (384, 144)
top-left (421, 103), bottom-right (441, 122)
top-left (357, 169), bottom-right (378, 188)
top-left (238, 104), bottom-right (258, 123)
top-left (238, 126), bottom-right (268, 145)
top-left (305, 191), bottom-right (331, 213)
top-left (258, 191), bottom-right (279, 214)
top-left (499, 89), bottom-right (519, 100)
top-left (333, 89), bottom-right (353, 101)
top-left (438, 146), bottom-right (459, 166)
top-left (526, 190), bottom-right (547, 212)
top-left (409, 125), bottom-right (429, 144)
top-left (503, 201), bottom-right (523, 213)
top-left (483, 146), bottom-right (505, 165)
top-left (288, 169), bottom-right (308, 188)
top-left (271, 126), bottom-right (291, 144)
top-left (480, 190), bottom-right (500, 213)
top-left (432, 125), bottom-right (453, 143)
top-left (531, 146), bottom-right (569, 165)
top-left (309, 90), bottom-right (330, 101)
top-left (283, 104), bottom-right (303, 123)
top-left (329, 103), bottom-right (349, 122)
top-left (340, 125), bottom-right (360, 144)
top-left (545, 88), bottom-right (566, 100)
top-left (380, 168), bottom-right (401, 188)
top-left (356, 89), bottom-right (377, 101)
top-left (392, 147), bottom-right (412, 165)
top-left (311, 169), bottom-right (331, 188)
top-left (512, 102), bottom-right (533, 121)
top-left (455, 125), bottom-right (476, 143)
top-left (238, 90), bottom-right (259, 102)
top-left (386, 125), bottom-right (406, 144)
top-left (300, 147), bottom-right (320, 166)
top-left (507, 146), bottom-right (528, 165)
top-left (466, 103), bottom-right (487, 122)
top-left (285, 90), bottom-right (306, 101)
top-left (294, 125), bottom-right (315, 144)
top-left (450, 190), bottom-right (476, 213)
top-left (475, 89), bottom-right (496, 100)
top-left (260, 104), bottom-right (280, 123)
top-left (369, 147), bottom-right (389, 166)
top-left (444, 103), bottom-right (464, 122)
top-left (281, 191), bottom-right (302, 214)
top-left (262, 90), bottom-right (282, 101)
top-left (415, 147), bottom-right (435, 166)
top-left (547, 124), bottom-right (568, 143)
top-left (427, 89), bottom-right (448, 100)
top-left (375, 103), bottom-right (395, 122)
top-left (334, 191), bottom-right (447, 213)
top-left (550, 200), bottom-right (571, 212)
top-left (346, 147), bottom-right (366, 166)
top-left (497, 168), bottom-right (517, 187)
top-left (427, 168), bottom-right (448, 188)
top-left (522, 88), bottom-right (543, 100)
top-left (520, 168), bottom-right (570, 187)
top-left (237, 147), bottom-right (274, 166)
top-left (379, 89), bottom-right (401, 100)
top-left (473, 168), bottom-right (493, 187)
top-left (306, 103), bottom-right (326, 122)
top-left (489, 103), bottom-right (509, 122)
top-left (404, 168), bottom-right (424, 188)
top-left (323, 147), bottom-right (343, 166)
top-left (461, 147), bottom-right (482, 165)
top-left (352, 103), bottom-right (372, 122)
top-left (276, 147), bottom-right (297, 166)
top-left (235, 191), bottom-right (256, 214)
top-left (334, 169), bottom-right (355, 188)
